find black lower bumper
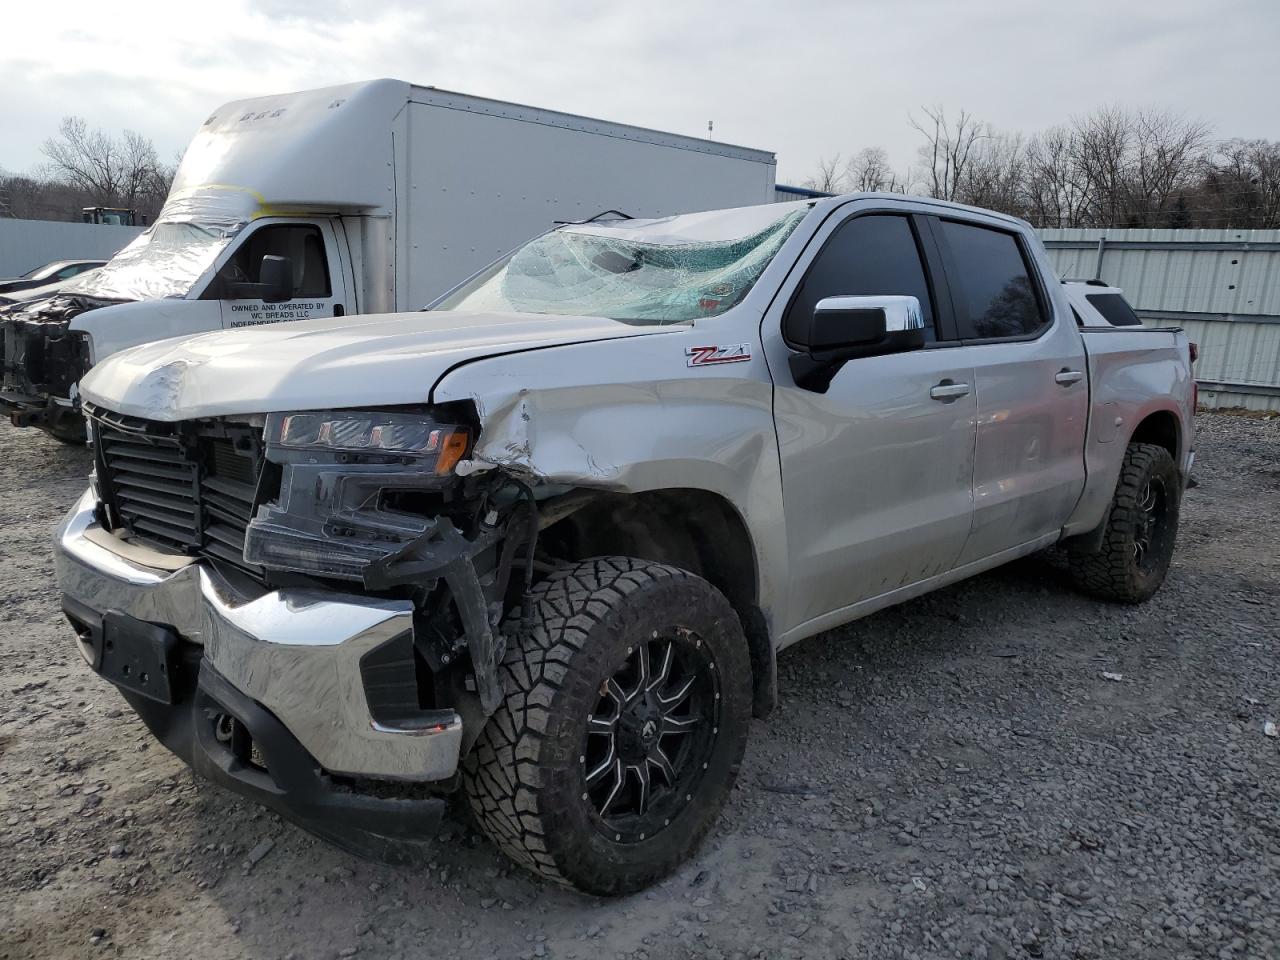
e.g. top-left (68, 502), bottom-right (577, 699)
top-left (1, 389), bottom-right (50, 424)
top-left (71, 605), bottom-right (448, 861)
top-left (1, 389), bottom-right (84, 438)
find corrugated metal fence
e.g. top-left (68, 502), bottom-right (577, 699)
top-left (1040, 228), bottom-right (1280, 412)
top-left (0, 219), bottom-right (142, 279)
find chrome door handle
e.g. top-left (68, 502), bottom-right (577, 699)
top-left (1055, 369), bottom-right (1084, 386)
top-left (929, 380), bottom-right (971, 402)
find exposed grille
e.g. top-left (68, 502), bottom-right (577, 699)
top-left (89, 405), bottom-right (270, 580)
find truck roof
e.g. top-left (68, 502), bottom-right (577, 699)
top-left (408, 85), bottom-right (775, 165)
top-left (806, 192), bottom-right (1031, 229)
top-left (160, 79), bottom-right (775, 230)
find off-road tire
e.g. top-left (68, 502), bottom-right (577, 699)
top-left (1067, 442), bottom-right (1181, 603)
top-left (462, 557), bottom-right (752, 896)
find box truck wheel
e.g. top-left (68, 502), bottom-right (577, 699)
top-left (462, 556), bottom-right (752, 896)
top-left (44, 421), bottom-right (87, 445)
top-left (1067, 442), bottom-right (1181, 603)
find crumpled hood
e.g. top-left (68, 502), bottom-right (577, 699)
top-left (80, 309), bottom-right (679, 421)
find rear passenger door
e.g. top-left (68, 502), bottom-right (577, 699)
top-left (768, 209), bottom-right (978, 631)
top-left (928, 217), bottom-right (1089, 565)
top-left (207, 220), bottom-right (349, 329)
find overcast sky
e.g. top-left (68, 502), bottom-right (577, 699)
top-left (1, 0), bottom-right (1274, 186)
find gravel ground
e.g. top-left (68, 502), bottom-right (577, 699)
top-left (1, 412), bottom-right (1278, 960)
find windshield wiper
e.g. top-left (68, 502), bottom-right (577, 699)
top-left (553, 209), bottom-right (635, 225)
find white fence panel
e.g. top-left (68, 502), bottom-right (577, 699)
top-left (0, 219), bottom-right (143, 278)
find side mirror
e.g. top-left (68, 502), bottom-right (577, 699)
top-left (258, 255), bottom-right (292, 303)
top-left (789, 295), bottom-right (926, 392)
top-left (228, 255), bottom-right (294, 302)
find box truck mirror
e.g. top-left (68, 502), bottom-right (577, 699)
top-left (259, 255), bottom-right (293, 303)
top-left (227, 255), bottom-right (294, 302)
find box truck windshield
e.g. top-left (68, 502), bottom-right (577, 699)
top-left (60, 220), bottom-right (235, 301)
top-left (436, 205), bottom-right (806, 324)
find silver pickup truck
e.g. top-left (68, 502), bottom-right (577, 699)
top-left (53, 194), bottom-right (1195, 895)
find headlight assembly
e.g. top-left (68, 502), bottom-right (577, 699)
top-left (271, 410), bottom-right (470, 473)
top-left (243, 410), bottom-right (473, 580)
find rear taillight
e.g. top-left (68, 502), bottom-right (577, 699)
top-left (1189, 341), bottom-right (1199, 364)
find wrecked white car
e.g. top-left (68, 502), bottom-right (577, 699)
top-left (54, 194), bottom-right (1195, 895)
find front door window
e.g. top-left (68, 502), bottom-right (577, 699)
top-left (208, 223), bottom-right (341, 328)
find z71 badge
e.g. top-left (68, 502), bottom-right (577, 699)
top-left (686, 343), bottom-right (752, 367)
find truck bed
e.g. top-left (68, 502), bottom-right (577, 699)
top-left (1067, 325), bottom-right (1196, 536)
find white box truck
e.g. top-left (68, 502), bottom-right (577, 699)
top-left (0, 78), bottom-right (777, 440)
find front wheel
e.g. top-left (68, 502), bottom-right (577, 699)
top-left (1067, 442), bottom-right (1182, 603)
top-left (462, 557), bottom-right (752, 896)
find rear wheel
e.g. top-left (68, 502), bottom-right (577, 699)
top-left (462, 557), bottom-right (752, 896)
top-left (1067, 442), bottom-right (1181, 603)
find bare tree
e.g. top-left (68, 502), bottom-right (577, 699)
top-left (1192, 138), bottom-right (1280, 229)
top-left (40, 116), bottom-right (174, 219)
top-left (910, 106), bottom-right (989, 201)
top-left (804, 154), bottom-right (845, 194)
top-left (797, 105), bottom-right (1254, 229)
top-left (844, 146), bottom-right (912, 193)
top-left (0, 170), bottom-right (100, 221)
top-left (1068, 106), bottom-right (1135, 226)
top-left (1063, 107), bottom-right (1214, 227)
top-left (1023, 126), bottom-right (1088, 228)
top-left (956, 133), bottom-right (1027, 215)
top-left (42, 118), bottom-right (125, 200)
top-left (846, 147), bottom-right (888, 192)
top-left (1129, 109), bottom-right (1211, 225)
top-left (1238, 139), bottom-right (1279, 227)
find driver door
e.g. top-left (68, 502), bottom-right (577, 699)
top-left (209, 221), bottom-right (348, 329)
top-left (765, 208), bottom-right (978, 632)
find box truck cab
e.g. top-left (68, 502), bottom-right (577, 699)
top-left (0, 78), bottom-right (777, 440)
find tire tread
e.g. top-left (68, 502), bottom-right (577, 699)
top-left (1067, 442), bottom-right (1179, 603)
top-left (462, 557), bottom-right (703, 890)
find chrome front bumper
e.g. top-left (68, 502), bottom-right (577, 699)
top-left (54, 489), bottom-right (462, 782)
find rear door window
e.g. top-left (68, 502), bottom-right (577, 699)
top-left (784, 214), bottom-right (936, 344)
top-left (1086, 293), bottom-right (1143, 326)
top-left (937, 221), bottom-right (1046, 340)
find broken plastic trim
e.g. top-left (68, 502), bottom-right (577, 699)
top-left (243, 411), bottom-right (527, 716)
top-left (362, 517), bottom-right (506, 716)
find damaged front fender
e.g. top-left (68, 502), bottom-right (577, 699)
top-left (430, 328), bottom-right (789, 638)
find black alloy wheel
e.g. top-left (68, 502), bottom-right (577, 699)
top-left (582, 631), bottom-right (720, 843)
top-left (1132, 476), bottom-right (1171, 574)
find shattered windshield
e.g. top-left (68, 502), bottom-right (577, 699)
top-left (59, 220), bottom-right (238, 302)
top-left (435, 203), bottom-right (809, 323)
